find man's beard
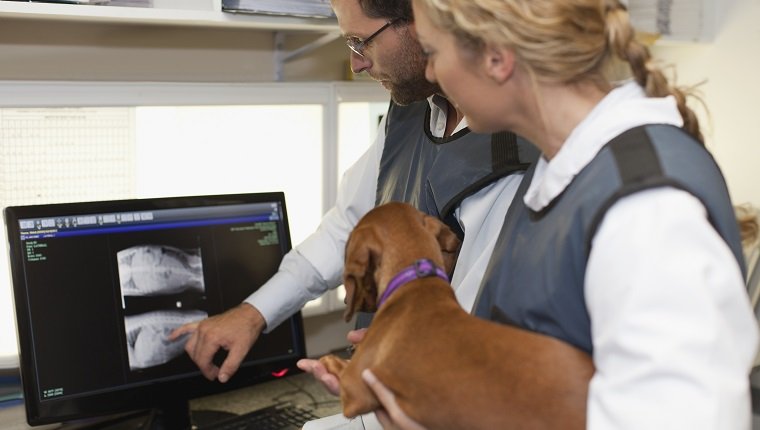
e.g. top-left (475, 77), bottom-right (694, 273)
top-left (381, 29), bottom-right (441, 106)
top-left (389, 74), bottom-right (441, 106)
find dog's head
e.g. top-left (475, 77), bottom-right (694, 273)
top-left (341, 202), bottom-right (461, 322)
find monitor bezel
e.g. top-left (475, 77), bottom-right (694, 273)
top-left (4, 192), bottom-right (306, 426)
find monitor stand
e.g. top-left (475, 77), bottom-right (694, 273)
top-left (56, 400), bottom-right (240, 429)
top-left (152, 401), bottom-right (240, 429)
top-left (147, 399), bottom-right (192, 429)
top-left (57, 411), bottom-right (155, 430)
top-left (149, 401), bottom-right (239, 429)
top-left (57, 400), bottom-right (199, 430)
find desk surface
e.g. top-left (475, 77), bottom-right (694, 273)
top-left (0, 372), bottom-right (342, 429)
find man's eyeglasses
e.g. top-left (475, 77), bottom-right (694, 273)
top-left (346, 18), bottom-right (403, 58)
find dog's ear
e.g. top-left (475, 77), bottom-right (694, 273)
top-left (422, 214), bottom-right (462, 276)
top-left (342, 228), bottom-right (380, 322)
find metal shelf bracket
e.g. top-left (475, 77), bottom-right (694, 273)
top-left (274, 30), bottom-right (341, 81)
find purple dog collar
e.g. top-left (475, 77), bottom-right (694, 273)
top-left (378, 258), bottom-right (449, 307)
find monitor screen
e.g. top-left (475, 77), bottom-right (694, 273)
top-left (4, 192), bottom-right (306, 428)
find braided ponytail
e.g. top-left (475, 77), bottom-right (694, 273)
top-left (604, 0), bottom-right (703, 143)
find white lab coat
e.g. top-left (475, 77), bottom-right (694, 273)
top-left (525, 81), bottom-right (758, 429)
top-left (246, 94), bottom-right (523, 330)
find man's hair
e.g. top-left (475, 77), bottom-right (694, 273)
top-left (359, 0), bottom-right (413, 22)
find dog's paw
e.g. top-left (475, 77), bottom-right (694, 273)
top-left (318, 354), bottom-right (349, 376)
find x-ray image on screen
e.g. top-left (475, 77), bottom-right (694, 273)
top-left (124, 310), bottom-right (207, 370)
top-left (117, 244), bottom-right (207, 371)
top-left (118, 245), bottom-right (204, 296)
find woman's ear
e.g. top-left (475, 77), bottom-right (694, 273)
top-left (483, 45), bottom-right (515, 84)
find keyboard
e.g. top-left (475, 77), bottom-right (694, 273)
top-left (202, 403), bottom-right (320, 430)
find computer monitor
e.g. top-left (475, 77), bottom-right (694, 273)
top-left (4, 192), bottom-right (306, 428)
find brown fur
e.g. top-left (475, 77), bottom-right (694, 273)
top-left (319, 202), bottom-right (594, 430)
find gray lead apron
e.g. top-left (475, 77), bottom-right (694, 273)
top-left (356, 100), bottom-right (537, 328)
top-left (475, 124), bottom-right (745, 354)
top-left (375, 100), bottom-right (538, 238)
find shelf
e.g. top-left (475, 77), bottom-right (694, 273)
top-left (0, 0), bottom-right (339, 31)
top-left (0, 1), bottom-right (346, 82)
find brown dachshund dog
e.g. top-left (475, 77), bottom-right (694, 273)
top-left (319, 202), bottom-right (594, 430)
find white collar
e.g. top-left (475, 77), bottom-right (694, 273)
top-left (524, 81), bottom-right (685, 211)
top-left (427, 94), bottom-right (469, 138)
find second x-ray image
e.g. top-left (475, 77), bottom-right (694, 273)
top-left (117, 244), bottom-right (207, 370)
top-left (125, 310), bottom-right (208, 370)
top-left (117, 245), bottom-right (205, 295)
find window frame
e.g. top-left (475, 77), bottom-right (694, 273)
top-left (0, 80), bottom-right (390, 360)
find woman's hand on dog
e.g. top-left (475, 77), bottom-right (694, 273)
top-left (363, 369), bottom-right (427, 430)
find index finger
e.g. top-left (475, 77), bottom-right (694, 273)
top-left (167, 321), bottom-right (199, 341)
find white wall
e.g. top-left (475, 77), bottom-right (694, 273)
top-left (651, 0), bottom-right (760, 208)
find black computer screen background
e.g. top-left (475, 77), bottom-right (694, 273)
top-left (7, 197), bottom-right (305, 426)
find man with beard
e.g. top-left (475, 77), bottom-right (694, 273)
top-left (169, 2), bottom-right (535, 425)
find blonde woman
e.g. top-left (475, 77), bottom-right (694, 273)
top-left (360, 0), bottom-right (760, 428)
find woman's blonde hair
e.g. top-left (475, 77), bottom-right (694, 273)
top-left (736, 203), bottom-right (760, 251)
top-left (416, 0), bottom-right (704, 142)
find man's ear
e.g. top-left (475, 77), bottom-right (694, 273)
top-left (483, 45), bottom-right (516, 84)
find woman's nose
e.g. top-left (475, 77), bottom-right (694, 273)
top-left (425, 61), bottom-right (436, 84)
